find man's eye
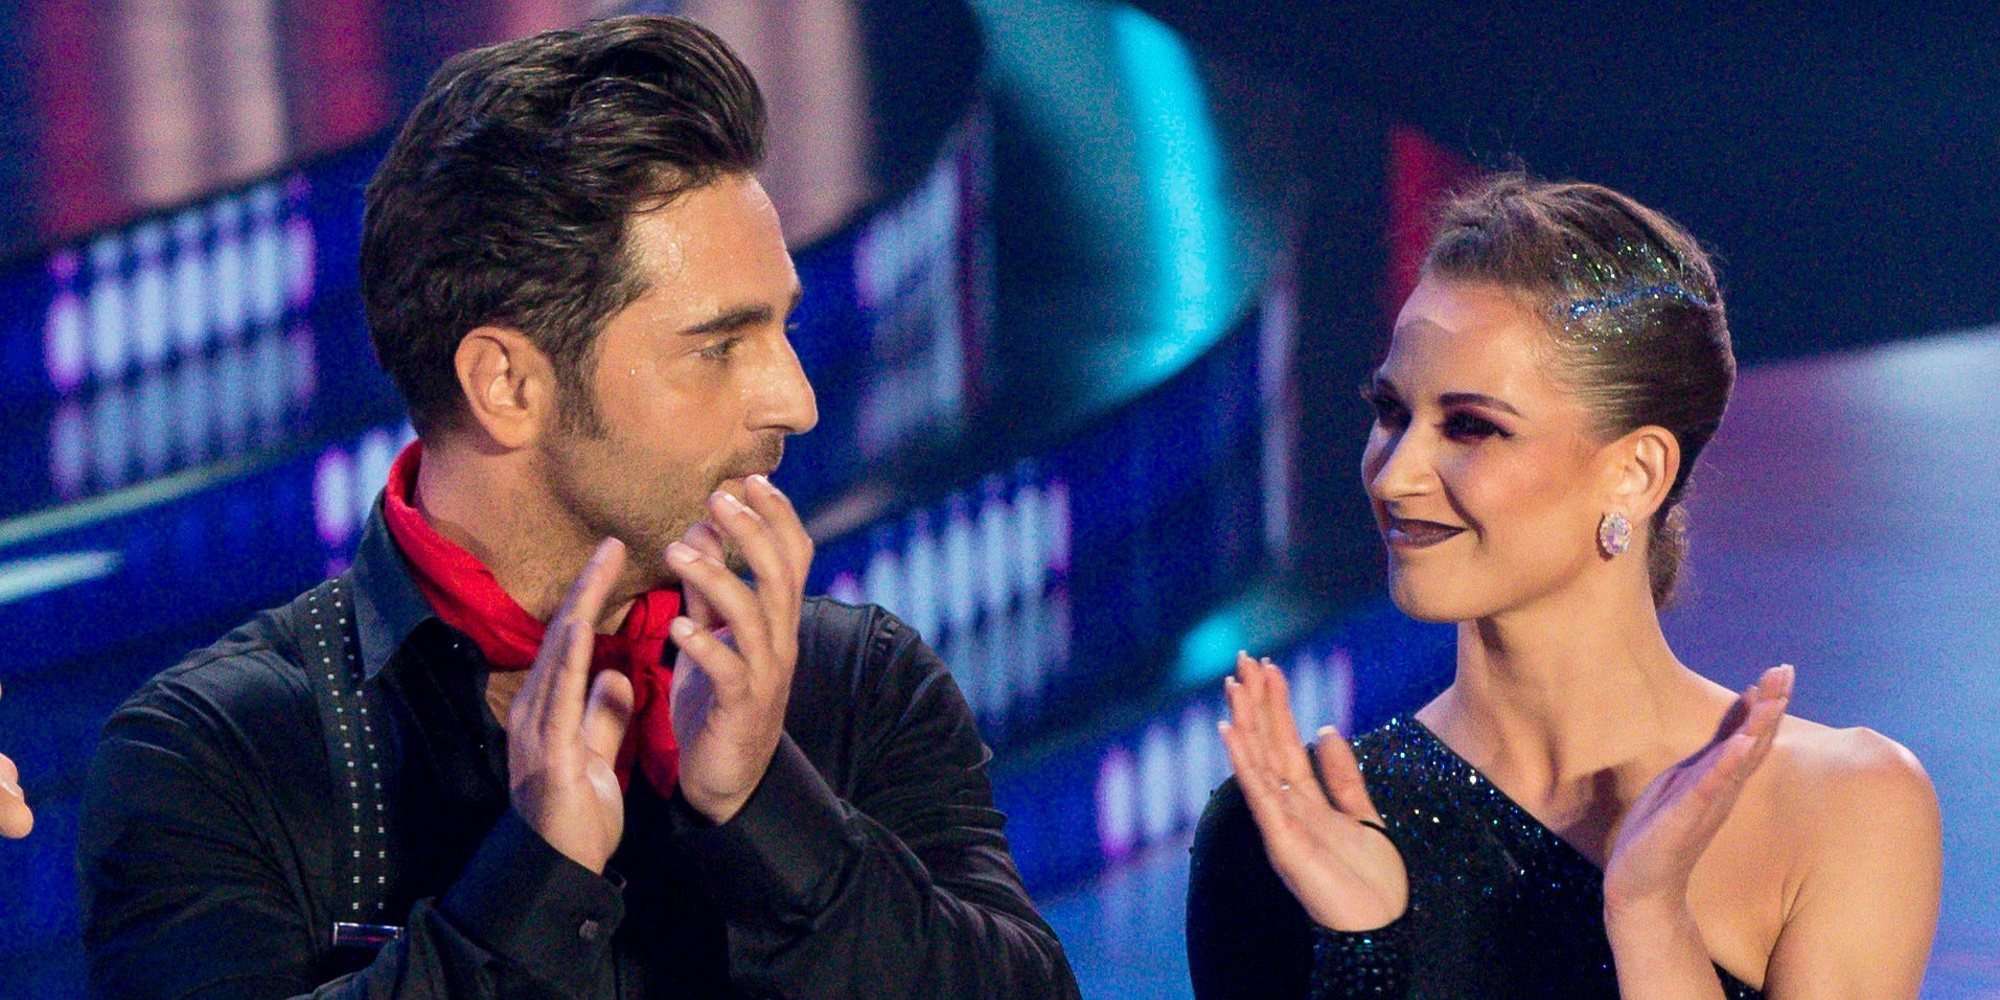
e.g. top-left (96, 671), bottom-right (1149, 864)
top-left (699, 338), bottom-right (740, 361)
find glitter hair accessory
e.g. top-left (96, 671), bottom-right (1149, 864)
top-left (1597, 512), bottom-right (1633, 558)
top-left (1563, 282), bottom-right (1705, 323)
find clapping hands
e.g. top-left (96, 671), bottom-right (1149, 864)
top-left (507, 538), bottom-right (637, 874)
top-left (1218, 653), bottom-right (1406, 931)
top-left (667, 475), bottom-right (812, 825)
top-left (1604, 664), bottom-right (1794, 914)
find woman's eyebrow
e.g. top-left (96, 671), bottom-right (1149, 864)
top-left (1439, 392), bottom-right (1521, 416)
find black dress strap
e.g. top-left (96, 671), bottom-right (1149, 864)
top-left (291, 576), bottom-right (402, 951)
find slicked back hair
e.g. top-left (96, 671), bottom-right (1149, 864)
top-left (1424, 175), bottom-right (1734, 607)
top-left (361, 15), bottom-right (766, 436)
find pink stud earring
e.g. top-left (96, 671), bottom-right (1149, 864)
top-left (1597, 512), bottom-right (1632, 557)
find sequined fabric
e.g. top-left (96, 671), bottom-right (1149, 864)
top-left (1310, 716), bottom-right (1763, 999)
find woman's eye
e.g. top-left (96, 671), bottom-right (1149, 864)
top-left (1364, 392), bottom-right (1408, 428)
top-left (1442, 411), bottom-right (1504, 441)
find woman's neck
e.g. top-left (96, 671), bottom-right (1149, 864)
top-left (1417, 572), bottom-right (1717, 798)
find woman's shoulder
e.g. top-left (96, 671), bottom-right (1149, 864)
top-left (1769, 716), bottom-right (1934, 809)
top-left (1760, 715), bottom-right (1939, 866)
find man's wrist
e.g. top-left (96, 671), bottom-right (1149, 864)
top-left (666, 736), bottom-right (855, 924)
top-left (686, 786), bottom-right (754, 825)
top-left (682, 735), bottom-right (782, 824)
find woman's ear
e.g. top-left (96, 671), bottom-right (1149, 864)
top-left (1604, 425), bottom-right (1681, 523)
top-left (453, 326), bottom-right (560, 449)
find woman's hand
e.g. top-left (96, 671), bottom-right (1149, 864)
top-left (1604, 663), bottom-right (1793, 915)
top-left (1218, 653), bottom-right (1407, 932)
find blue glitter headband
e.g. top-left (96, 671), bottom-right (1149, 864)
top-left (1563, 282), bottom-right (1705, 322)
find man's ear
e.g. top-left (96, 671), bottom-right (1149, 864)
top-left (1604, 424), bottom-right (1681, 524)
top-left (453, 326), bottom-right (559, 449)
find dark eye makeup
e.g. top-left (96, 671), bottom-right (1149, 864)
top-left (1359, 382), bottom-right (1409, 428)
top-left (1442, 410), bottom-right (1508, 441)
top-left (1360, 380), bottom-right (1513, 441)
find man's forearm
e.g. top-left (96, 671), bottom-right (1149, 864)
top-left (664, 737), bottom-right (1078, 999)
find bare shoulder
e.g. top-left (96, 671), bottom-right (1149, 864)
top-left (1763, 715), bottom-right (1940, 858)
top-left (1771, 716), bottom-right (1933, 799)
top-left (1746, 717), bottom-right (1942, 995)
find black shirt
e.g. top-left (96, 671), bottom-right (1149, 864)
top-left (78, 509), bottom-right (1078, 999)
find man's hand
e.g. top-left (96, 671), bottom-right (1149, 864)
top-left (668, 474), bottom-right (812, 825)
top-left (507, 537), bottom-right (637, 874)
top-left (0, 681), bottom-right (29, 839)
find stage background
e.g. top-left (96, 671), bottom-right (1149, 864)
top-left (1, 2), bottom-right (1995, 996)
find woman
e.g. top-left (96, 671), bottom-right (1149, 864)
top-left (1186, 176), bottom-right (1940, 998)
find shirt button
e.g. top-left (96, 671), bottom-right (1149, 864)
top-left (578, 919), bottom-right (601, 942)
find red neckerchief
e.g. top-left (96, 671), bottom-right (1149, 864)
top-left (381, 441), bottom-right (678, 796)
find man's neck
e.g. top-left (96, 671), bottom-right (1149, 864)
top-left (413, 437), bottom-right (632, 630)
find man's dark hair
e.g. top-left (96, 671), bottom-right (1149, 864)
top-left (361, 15), bottom-right (766, 436)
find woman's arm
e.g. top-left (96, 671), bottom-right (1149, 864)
top-left (1760, 730), bottom-right (1941, 999)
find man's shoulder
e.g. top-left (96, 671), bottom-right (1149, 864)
top-left (110, 598), bottom-right (319, 744)
top-left (791, 596), bottom-right (963, 738)
top-left (797, 596), bottom-right (916, 669)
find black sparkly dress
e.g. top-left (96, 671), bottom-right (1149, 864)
top-left (1186, 716), bottom-right (1765, 999)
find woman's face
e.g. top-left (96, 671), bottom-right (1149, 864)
top-left (1360, 277), bottom-right (1617, 623)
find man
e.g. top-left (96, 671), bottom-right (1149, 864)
top-left (0, 683), bottom-right (27, 839)
top-left (78, 15), bottom-right (1077, 999)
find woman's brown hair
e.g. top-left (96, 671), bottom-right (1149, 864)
top-left (1423, 175), bottom-right (1735, 607)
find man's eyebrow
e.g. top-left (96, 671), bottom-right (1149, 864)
top-left (676, 287), bottom-right (806, 336)
top-left (1439, 391), bottom-right (1522, 417)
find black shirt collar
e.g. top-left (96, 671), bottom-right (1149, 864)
top-left (348, 501), bottom-right (440, 682)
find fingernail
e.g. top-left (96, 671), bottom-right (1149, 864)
top-left (670, 617), bottom-right (697, 641)
top-left (0, 780), bottom-right (19, 799)
top-left (667, 542), bottom-right (698, 565)
top-left (749, 474), bottom-right (773, 491)
top-left (714, 490), bottom-right (748, 512)
top-left (1317, 725), bottom-right (1336, 737)
top-left (1224, 676), bottom-right (1239, 689)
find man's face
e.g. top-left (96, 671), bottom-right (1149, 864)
top-left (540, 173), bottom-right (817, 587)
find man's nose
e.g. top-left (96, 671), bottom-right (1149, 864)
top-left (755, 338), bottom-right (818, 436)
